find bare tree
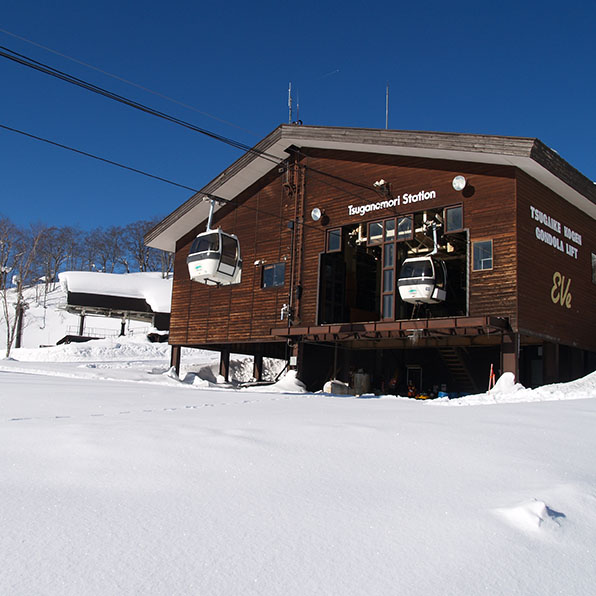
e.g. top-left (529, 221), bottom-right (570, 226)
top-left (0, 218), bottom-right (44, 357)
top-left (159, 249), bottom-right (174, 278)
top-left (84, 226), bottom-right (123, 273)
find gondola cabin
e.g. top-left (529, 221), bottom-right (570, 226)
top-left (398, 256), bottom-right (447, 304)
top-left (186, 228), bottom-right (242, 286)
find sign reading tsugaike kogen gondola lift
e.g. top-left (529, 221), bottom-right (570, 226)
top-left (348, 189), bottom-right (437, 217)
top-left (530, 205), bottom-right (582, 260)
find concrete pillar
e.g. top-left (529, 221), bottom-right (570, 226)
top-left (501, 333), bottom-right (520, 381)
top-left (219, 349), bottom-right (230, 382)
top-left (170, 345), bottom-right (181, 376)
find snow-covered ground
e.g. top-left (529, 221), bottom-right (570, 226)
top-left (1, 285), bottom-right (596, 594)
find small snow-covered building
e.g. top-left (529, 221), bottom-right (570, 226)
top-left (146, 125), bottom-right (596, 393)
top-left (59, 271), bottom-right (171, 340)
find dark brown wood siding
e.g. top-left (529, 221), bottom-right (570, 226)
top-left (516, 171), bottom-right (596, 351)
top-left (170, 148), bottom-right (592, 348)
top-left (170, 173), bottom-right (292, 346)
top-left (294, 150), bottom-right (518, 327)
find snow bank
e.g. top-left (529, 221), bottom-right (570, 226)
top-left (243, 369), bottom-right (307, 393)
top-left (11, 335), bottom-right (171, 362)
top-left (433, 370), bottom-right (596, 406)
top-left (59, 271), bottom-right (172, 312)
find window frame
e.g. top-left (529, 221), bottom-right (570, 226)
top-left (472, 239), bottom-right (493, 271)
top-left (367, 221), bottom-right (384, 246)
top-left (261, 262), bottom-right (286, 288)
top-left (444, 204), bottom-right (464, 234)
top-left (396, 215), bottom-right (414, 242)
top-left (326, 228), bottom-right (342, 253)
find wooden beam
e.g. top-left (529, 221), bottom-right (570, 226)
top-left (219, 349), bottom-right (230, 382)
top-left (170, 345), bottom-right (181, 376)
top-left (501, 333), bottom-right (520, 380)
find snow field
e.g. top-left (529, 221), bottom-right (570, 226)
top-left (1, 282), bottom-right (596, 594)
top-left (1, 365), bottom-right (596, 595)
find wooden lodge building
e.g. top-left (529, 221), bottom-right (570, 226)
top-left (146, 125), bottom-right (596, 394)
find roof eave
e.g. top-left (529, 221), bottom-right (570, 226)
top-left (145, 125), bottom-right (596, 252)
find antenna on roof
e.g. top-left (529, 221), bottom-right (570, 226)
top-left (385, 82), bottom-right (389, 129)
top-left (288, 82), bottom-right (292, 123)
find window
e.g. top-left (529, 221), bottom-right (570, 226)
top-left (400, 259), bottom-right (433, 279)
top-left (190, 232), bottom-right (219, 254)
top-left (327, 228), bottom-right (342, 252)
top-left (381, 227), bottom-right (395, 320)
top-left (444, 205), bottom-right (463, 233)
top-left (592, 253), bottom-right (596, 284)
top-left (472, 240), bottom-right (493, 271)
top-left (262, 262), bottom-right (286, 288)
top-left (368, 221), bottom-right (383, 245)
top-left (397, 215), bottom-right (413, 241)
top-left (220, 235), bottom-right (238, 267)
top-left (384, 219), bottom-right (395, 241)
top-left (383, 243), bottom-right (394, 268)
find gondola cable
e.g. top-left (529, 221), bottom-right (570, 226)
top-left (0, 44), bottom-right (392, 207)
top-left (0, 27), bottom-right (259, 137)
top-left (0, 121), bottom-right (330, 237)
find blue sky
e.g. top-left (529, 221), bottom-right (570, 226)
top-left (1, 0), bottom-right (594, 230)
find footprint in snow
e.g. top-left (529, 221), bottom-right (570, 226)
top-left (494, 499), bottom-right (565, 533)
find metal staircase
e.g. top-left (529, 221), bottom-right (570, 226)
top-left (438, 347), bottom-right (479, 394)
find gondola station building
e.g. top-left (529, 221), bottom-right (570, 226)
top-left (146, 125), bottom-right (596, 394)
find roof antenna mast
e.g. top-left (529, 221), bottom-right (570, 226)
top-left (288, 82), bottom-right (293, 123)
top-left (385, 82), bottom-right (389, 129)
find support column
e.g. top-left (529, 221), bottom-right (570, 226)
top-left (542, 342), bottom-right (559, 385)
top-left (78, 312), bottom-right (86, 336)
top-left (219, 349), bottom-right (230, 382)
top-left (501, 333), bottom-right (520, 381)
top-left (290, 340), bottom-right (305, 384)
top-left (570, 347), bottom-right (585, 381)
top-left (170, 345), bottom-right (181, 376)
top-left (253, 352), bottom-right (264, 382)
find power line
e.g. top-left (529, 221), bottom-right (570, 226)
top-left (0, 44), bottom-right (281, 165)
top-left (1, 42), bottom-right (405, 229)
top-left (0, 27), bottom-right (259, 137)
top-left (0, 121), bottom-right (330, 236)
top-left (0, 44), bottom-right (385, 204)
top-left (0, 122), bottom-right (200, 193)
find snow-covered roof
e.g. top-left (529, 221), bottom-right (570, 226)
top-left (145, 124), bottom-right (596, 252)
top-left (58, 271), bottom-right (172, 313)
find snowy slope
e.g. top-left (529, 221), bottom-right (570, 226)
top-left (1, 358), bottom-right (595, 595)
top-left (2, 282), bottom-right (596, 595)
